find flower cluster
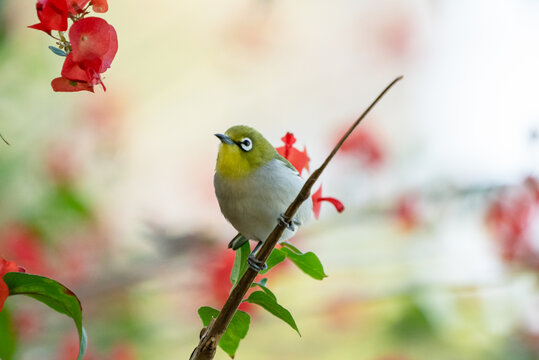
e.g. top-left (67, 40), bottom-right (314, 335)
top-left (276, 132), bottom-right (344, 219)
top-left (29, 0), bottom-right (117, 92)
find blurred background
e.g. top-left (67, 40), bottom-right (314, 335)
top-left (1, 0), bottom-right (539, 359)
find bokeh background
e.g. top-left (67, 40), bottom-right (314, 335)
top-left (1, 0), bottom-right (539, 359)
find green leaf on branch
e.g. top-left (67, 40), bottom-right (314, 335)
top-left (198, 306), bottom-right (250, 358)
top-left (230, 241), bottom-right (250, 286)
top-left (281, 242), bottom-right (302, 254)
top-left (250, 280), bottom-right (276, 301)
top-left (280, 243), bottom-right (327, 280)
top-left (245, 291), bottom-right (300, 336)
top-left (3, 273), bottom-right (87, 360)
top-left (259, 248), bottom-right (286, 275)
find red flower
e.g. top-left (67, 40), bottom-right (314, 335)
top-left (276, 132), bottom-right (310, 176)
top-left (91, 0), bottom-right (108, 13)
top-left (29, 0), bottom-right (68, 34)
top-left (0, 257), bottom-right (26, 312)
top-left (311, 185), bottom-right (344, 219)
top-left (52, 17), bottom-right (118, 92)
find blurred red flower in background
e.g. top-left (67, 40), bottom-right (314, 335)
top-left (0, 257), bottom-right (25, 311)
top-left (52, 17), bottom-right (118, 92)
top-left (339, 127), bottom-right (384, 168)
top-left (29, 0), bottom-right (68, 34)
top-left (1, 224), bottom-right (50, 275)
top-left (394, 193), bottom-right (421, 231)
top-left (205, 249), bottom-right (253, 312)
top-left (485, 177), bottom-right (539, 270)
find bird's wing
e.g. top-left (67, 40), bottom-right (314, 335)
top-left (275, 153), bottom-right (301, 176)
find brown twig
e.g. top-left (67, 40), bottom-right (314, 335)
top-left (189, 75), bottom-right (403, 360)
top-left (0, 132), bottom-right (9, 145)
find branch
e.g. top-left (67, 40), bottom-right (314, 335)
top-left (189, 75), bottom-right (403, 360)
top-left (0, 132), bottom-right (9, 145)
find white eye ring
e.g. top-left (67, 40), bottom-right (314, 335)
top-left (239, 137), bottom-right (253, 152)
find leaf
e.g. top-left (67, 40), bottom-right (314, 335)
top-left (259, 248), bottom-right (286, 275)
top-left (245, 291), bottom-right (300, 336)
top-left (198, 306), bottom-right (250, 358)
top-left (230, 241), bottom-right (250, 286)
top-left (0, 307), bottom-right (16, 360)
top-left (281, 242), bottom-right (302, 254)
top-left (250, 281), bottom-right (276, 301)
top-left (280, 247), bottom-right (327, 280)
top-left (48, 45), bottom-right (67, 56)
top-left (3, 273), bottom-right (87, 360)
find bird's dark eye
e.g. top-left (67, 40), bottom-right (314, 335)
top-left (239, 137), bottom-right (253, 152)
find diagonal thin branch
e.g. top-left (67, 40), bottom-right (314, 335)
top-left (189, 75), bottom-right (403, 360)
top-left (0, 132), bottom-right (9, 145)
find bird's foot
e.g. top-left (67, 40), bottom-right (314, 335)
top-left (279, 213), bottom-right (296, 231)
top-left (247, 254), bottom-right (267, 272)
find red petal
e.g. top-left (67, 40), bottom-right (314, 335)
top-left (0, 257), bottom-right (25, 312)
top-left (311, 186), bottom-right (323, 219)
top-left (29, 0), bottom-right (68, 33)
top-left (91, 0), bottom-right (108, 13)
top-left (275, 132), bottom-right (310, 175)
top-left (311, 185), bottom-right (344, 219)
top-left (61, 53), bottom-right (90, 82)
top-left (51, 77), bottom-right (94, 92)
top-left (287, 146), bottom-right (310, 174)
top-left (99, 24), bottom-right (118, 72)
top-left (318, 196), bottom-right (345, 213)
top-left (67, 0), bottom-right (90, 15)
top-left (69, 17), bottom-right (118, 71)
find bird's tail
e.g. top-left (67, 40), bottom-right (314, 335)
top-left (228, 233), bottom-right (249, 250)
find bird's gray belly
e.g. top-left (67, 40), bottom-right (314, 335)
top-left (214, 164), bottom-right (310, 242)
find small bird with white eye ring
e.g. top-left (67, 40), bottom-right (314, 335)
top-left (214, 125), bottom-right (312, 272)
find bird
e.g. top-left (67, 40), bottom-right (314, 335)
top-left (214, 125), bottom-right (312, 271)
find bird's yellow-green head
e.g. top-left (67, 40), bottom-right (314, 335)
top-left (215, 125), bottom-right (279, 179)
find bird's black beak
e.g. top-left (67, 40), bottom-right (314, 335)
top-left (215, 133), bottom-right (234, 145)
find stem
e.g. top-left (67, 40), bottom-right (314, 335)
top-left (0, 132), bottom-right (9, 145)
top-left (189, 75), bottom-right (403, 360)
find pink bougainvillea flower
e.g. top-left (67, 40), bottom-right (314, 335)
top-left (0, 257), bottom-right (26, 312)
top-left (52, 17), bottom-right (118, 92)
top-left (311, 185), bottom-right (344, 219)
top-left (276, 132), bottom-right (310, 175)
top-left (91, 0), bottom-right (108, 13)
top-left (28, 0), bottom-right (68, 34)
